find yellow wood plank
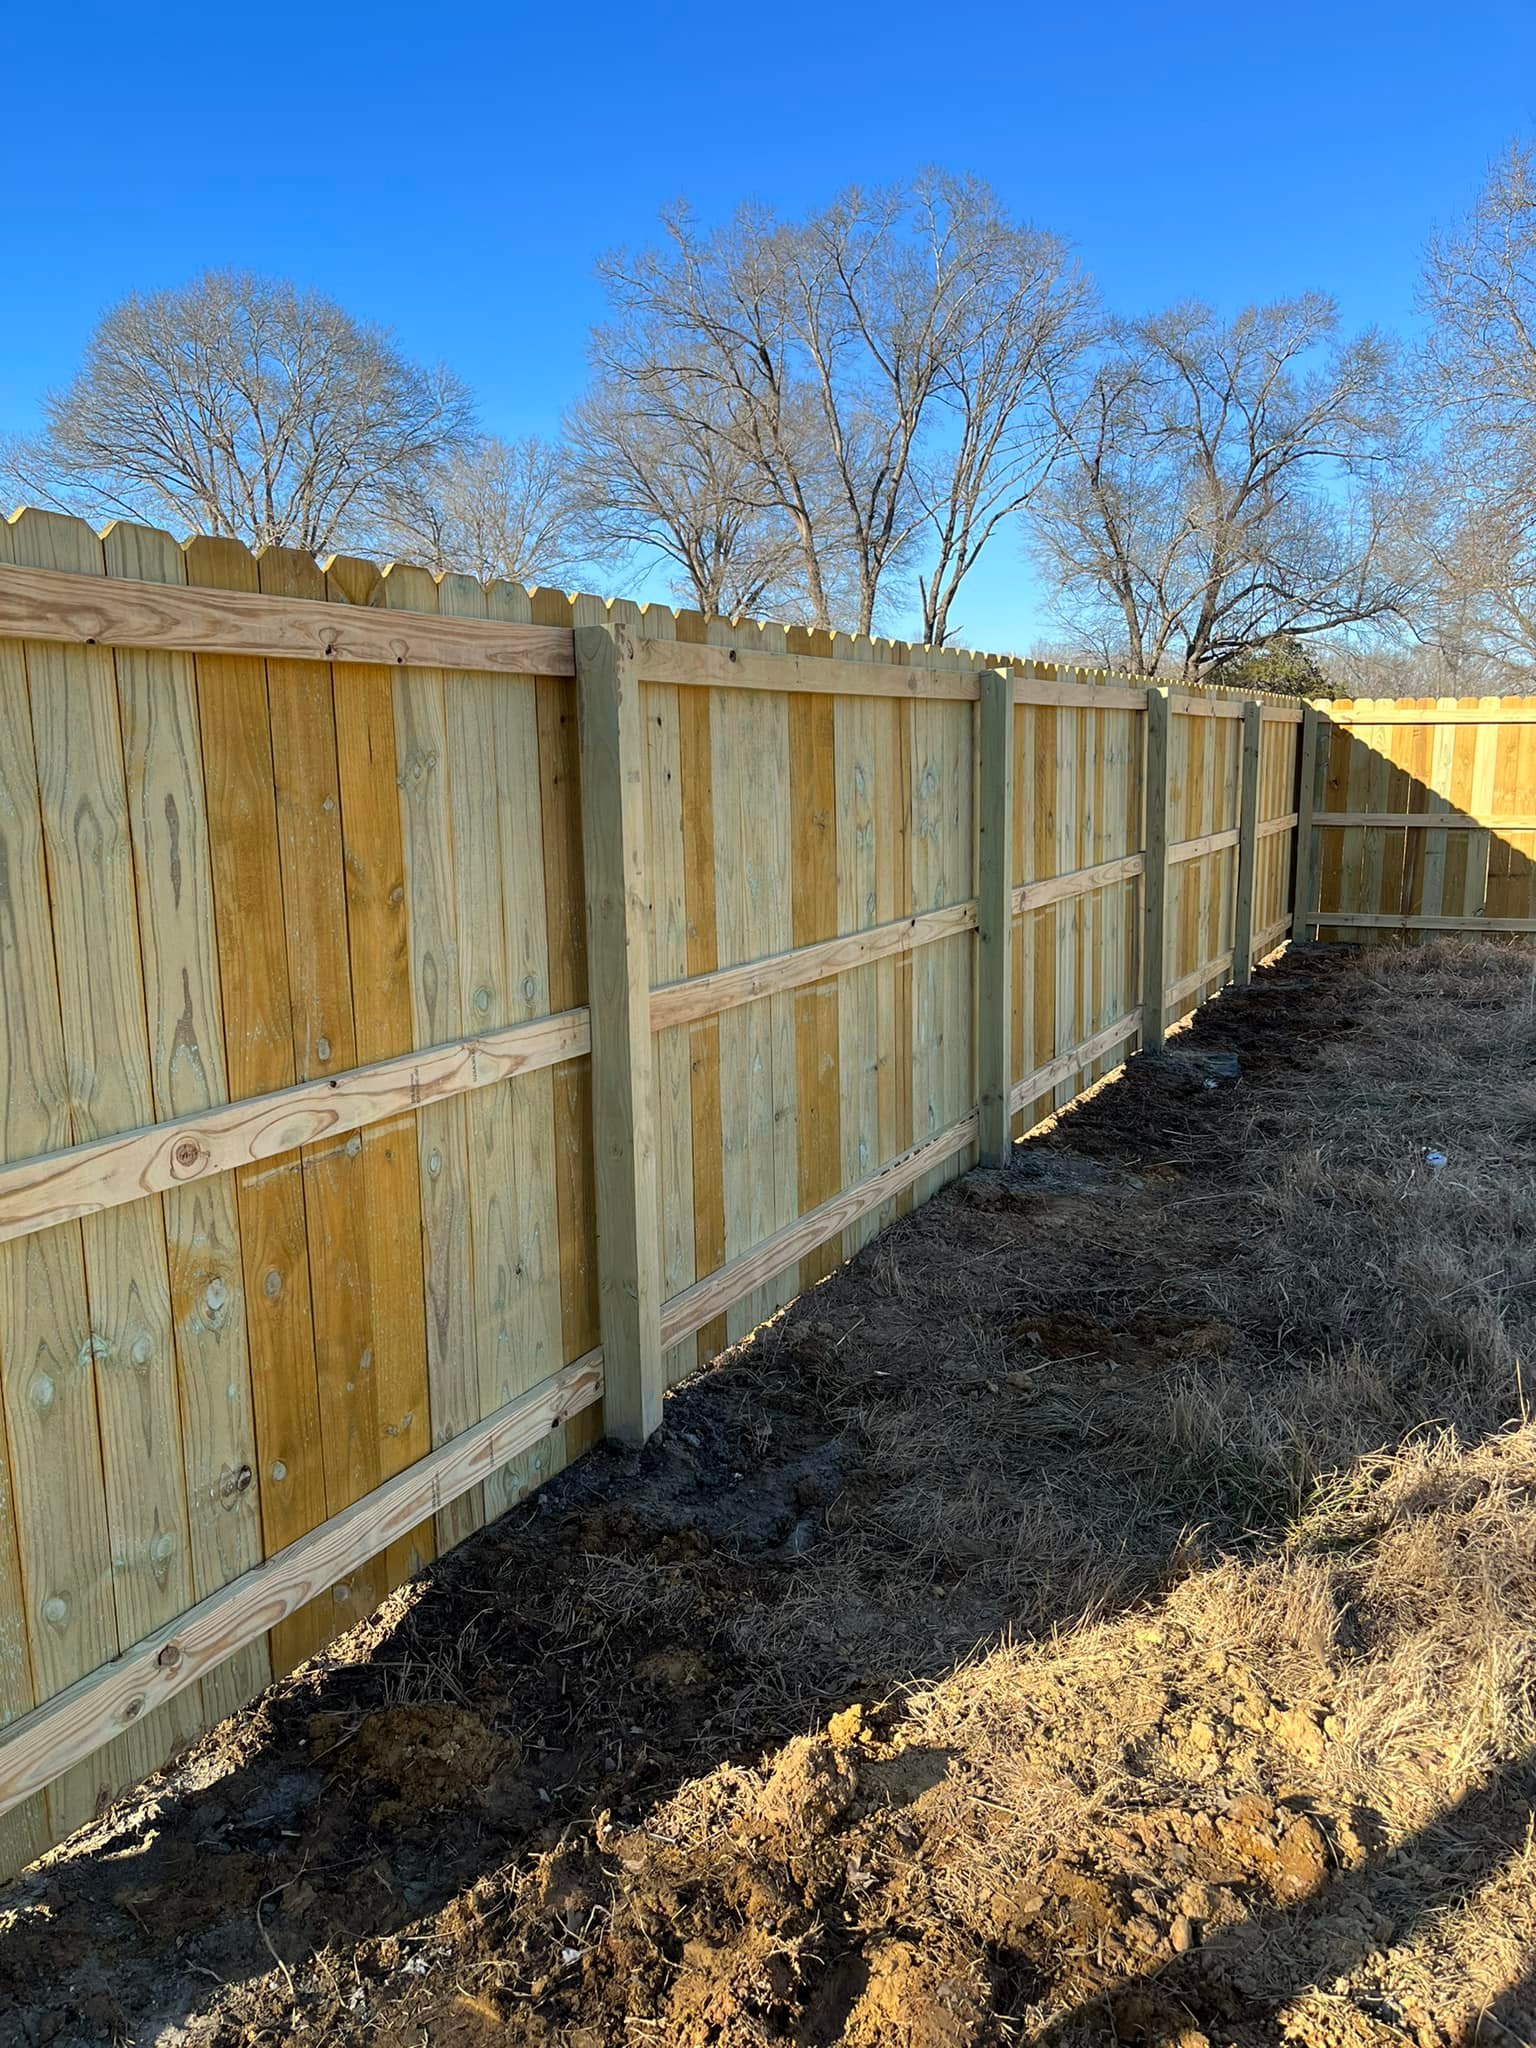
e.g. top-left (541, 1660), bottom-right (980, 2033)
top-left (325, 553), bottom-right (435, 1587)
top-left (639, 612), bottom-right (698, 1387)
top-left (674, 617), bottom-right (727, 1368)
top-left (386, 562), bottom-right (483, 1545)
top-left (14, 509), bottom-right (201, 1799)
top-left (103, 520), bottom-right (267, 1728)
top-left (0, 516), bottom-right (97, 1862)
top-left (712, 665), bottom-right (792, 1342)
top-left (260, 545), bottom-right (382, 1631)
top-left (833, 682), bottom-right (882, 1252)
top-left (186, 534), bottom-right (328, 1678)
top-left (531, 587), bottom-right (602, 1465)
top-left (483, 578), bottom-right (569, 1494)
top-left (788, 680), bottom-right (842, 1281)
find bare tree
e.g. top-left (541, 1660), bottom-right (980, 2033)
top-left (0, 270), bottom-right (472, 553)
top-left (565, 372), bottom-right (803, 617)
top-left (588, 172), bottom-right (1086, 640)
top-left (1417, 140), bottom-right (1536, 668)
top-left (378, 434), bottom-right (580, 587)
top-left (1030, 296), bottom-right (1410, 679)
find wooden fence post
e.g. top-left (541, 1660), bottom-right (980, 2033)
top-left (1232, 700), bottom-right (1263, 985)
top-left (573, 613), bottom-right (664, 1446)
top-left (1291, 704), bottom-right (1324, 946)
top-left (1141, 687), bottom-right (1173, 1051)
top-left (976, 667), bottom-right (1015, 1164)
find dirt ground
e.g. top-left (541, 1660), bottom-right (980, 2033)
top-left (2, 940), bottom-right (1534, 2048)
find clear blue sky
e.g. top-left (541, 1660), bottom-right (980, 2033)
top-left (3, 0), bottom-right (1533, 650)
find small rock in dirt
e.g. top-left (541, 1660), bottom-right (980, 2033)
top-left (1169, 1911), bottom-right (1195, 1953)
top-left (1149, 1049), bottom-right (1243, 1089)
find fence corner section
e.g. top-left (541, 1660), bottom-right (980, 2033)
top-left (1232, 699), bottom-right (1264, 985)
top-left (976, 668), bottom-right (1015, 1165)
top-left (573, 615), bottom-right (664, 1445)
top-left (1141, 686), bottom-right (1173, 1051)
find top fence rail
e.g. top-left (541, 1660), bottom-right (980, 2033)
top-left (0, 510), bottom-right (1304, 707)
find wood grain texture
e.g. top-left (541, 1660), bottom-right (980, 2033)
top-left (0, 559), bottom-right (575, 675)
top-left (976, 671), bottom-right (1014, 1164)
top-left (636, 635), bottom-right (979, 700)
top-left (674, 632), bottom-right (727, 1365)
top-left (1142, 691), bottom-right (1172, 1049)
top-left (14, 509), bottom-right (202, 1792)
top-left (788, 680), bottom-right (842, 1288)
top-left (1233, 702), bottom-right (1264, 986)
top-left (187, 534), bottom-right (329, 1674)
top-left (259, 545), bottom-right (383, 1635)
top-left (386, 562), bottom-right (482, 1547)
top-left (0, 517), bottom-right (101, 1857)
top-left (103, 520), bottom-right (267, 1724)
top-left (660, 1117), bottom-right (977, 1348)
top-left (574, 614), bottom-right (664, 1444)
top-left (648, 905), bottom-right (975, 1032)
top-left (0, 1354), bottom-right (603, 1823)
top-left (639, 630), bottom-right (698, 1388)
top-left (534, 594), bottom-right (601, 1452)
top-left (325, 553), bottom-right (433, 1583)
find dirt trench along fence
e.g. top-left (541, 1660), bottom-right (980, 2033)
top-left (1291, 695), bottom-right (1536, 940)
top-left (0, 509), bottom-right (1304, 1875)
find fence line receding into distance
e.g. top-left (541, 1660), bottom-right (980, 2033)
top-left (0, 506), bottom-right (1359, 1876)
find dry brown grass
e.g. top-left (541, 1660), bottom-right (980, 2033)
top-left (4, 942), bottom-right (1534, 2047)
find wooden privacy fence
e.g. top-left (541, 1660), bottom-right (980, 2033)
top-left (0, 509), bottom-right (1306, 1876)
top-left (1292, 696), bottom-right (1536, 938)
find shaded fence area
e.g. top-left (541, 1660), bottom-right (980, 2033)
top-left (0, 509), bottom-right (1332, 1877)
top-left (1298, 695), bottom-right (1536, 940)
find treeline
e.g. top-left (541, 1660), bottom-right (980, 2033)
top-left (5, 148), bottom-right (1536, 690)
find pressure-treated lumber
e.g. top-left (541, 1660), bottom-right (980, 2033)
top-left (1233, 702), bottom-right (1264, 985)
top-left (1168, 691), bottom-right (1247, 719)
top-left (1310, 812), bottom-right (1536, 830)
top-left (1300, 911), bottom-right (1536, 932)
top-left (0, 1354), bottom-right (602, 1823)
top-left (648, 903), bottom-right (975, 1033)
top-left (1323, 706), bottom-right (1536, 725)
top-left (1141, 689), bottom-right (1173, 1050)
top-left (1008, 1012), bottom-right (1142, 1116)
top-left (0, 560), bottom-right (575, 676)
top-left (1011, 852), bottom-right (1145, 916)
top-left (1169, 825), bottom-right (1241, 865)
top-left (1167, 951), bottom-right (1236, 1006)
top-left (1012, 677), bottom-right (1149, 712)
top-left (1292, 708), bottom-right (1324, 941)
top-left (574, 618), bottom-right (664, 1444)
top-left (0, 1009), bottom-right (590, 1246)
top-left (976, 670), bottom-right (1014, 1163)
top-left (634, 635), bottom-right (980, 701)
top-left (659, 1116), bottom-right (979, 1348)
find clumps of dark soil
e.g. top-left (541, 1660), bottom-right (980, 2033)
top-left (2, 942), bottom-right (1534, 2048)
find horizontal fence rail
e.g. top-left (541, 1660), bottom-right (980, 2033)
top-left (1297, 697), bottom-right (1536, 938)
top-left (0, 510), bottom-right (1310, 1876)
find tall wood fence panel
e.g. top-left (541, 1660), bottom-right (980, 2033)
top-left (1298, 697), bottom-right (1536, 939)
top-left (0, 517), bottom-right (1305, 1875)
